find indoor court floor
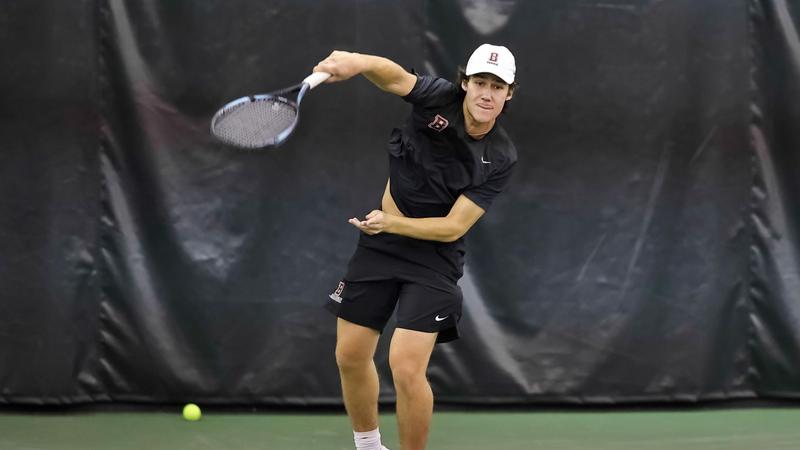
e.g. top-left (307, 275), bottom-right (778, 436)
top-left (1, 407), bottom-right (799, 449)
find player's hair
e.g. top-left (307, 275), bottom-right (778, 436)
top-left (456, 67), bottom-right (517, 113)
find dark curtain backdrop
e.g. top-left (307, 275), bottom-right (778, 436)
top-left (0, 0), bottom-right (798, 405)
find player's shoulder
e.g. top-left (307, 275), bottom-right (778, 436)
top-left (416, 74), bottom-right (457, 91)
top-left (404, 73), bottom-right (460, 107)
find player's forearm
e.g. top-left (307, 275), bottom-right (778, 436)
top-left (357, 54), bottom-right (414, 95)
top-left (386, 215), bottom-right (464, 243)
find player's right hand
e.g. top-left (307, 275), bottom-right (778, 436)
top-left (313, 51), bottom-right (364, 83)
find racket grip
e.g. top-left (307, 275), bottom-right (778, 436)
top-left (303, 72), bottom-right (331, 90)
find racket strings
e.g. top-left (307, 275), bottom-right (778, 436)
top-left (213, 98), bottom-right (298, 148)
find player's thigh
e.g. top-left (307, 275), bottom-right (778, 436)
top-left (336, 317), bottom-right (381, 367)
top-left (388, 327), bottom-right (437, 376)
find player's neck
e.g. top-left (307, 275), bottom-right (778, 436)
top-left (462, 103), bottom-right (495, 140)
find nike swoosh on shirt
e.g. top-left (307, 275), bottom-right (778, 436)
top-left (481, 157), bottom-right (491, 164)
top-left (435, 315), bottom-right (449, 321)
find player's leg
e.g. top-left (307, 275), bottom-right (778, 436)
top-left (390, 280), bottom-right (463, 449)
top-left (326, 277), bottom-right (400, 450)
top-left (389, 327), bottom-right (438, 450)
top-left (336, 317), bottom-right (382, 432)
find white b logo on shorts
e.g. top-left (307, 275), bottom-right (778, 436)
top-left (329, 281), bottom-right (345, 303)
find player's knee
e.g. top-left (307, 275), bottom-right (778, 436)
top-left (335, 344), bottom-right (372, 372)
top-left (389, 357), bottom-right (426, 391)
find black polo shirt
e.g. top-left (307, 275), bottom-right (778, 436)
top-left (350, 74), bottom-right (517, 282)
top-left (390, 74), bottom-right (517, 217)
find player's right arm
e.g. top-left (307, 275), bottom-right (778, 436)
top-left (313, 51), bottom-right (417, 97)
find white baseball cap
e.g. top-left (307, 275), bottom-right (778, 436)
top-left (465, 43), bottom-right (516, 84)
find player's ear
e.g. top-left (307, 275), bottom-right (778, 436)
top-left (461, 79), bottom-right (468, 92)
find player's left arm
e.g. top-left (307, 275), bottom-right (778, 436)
top-left (349, 194), bottom-right (485, 242)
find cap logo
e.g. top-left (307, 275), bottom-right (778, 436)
top-left (489, 52), bottom-right (498, 62)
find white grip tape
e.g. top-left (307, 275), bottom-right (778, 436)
top-left (303, 72), bottom-right (331, 90)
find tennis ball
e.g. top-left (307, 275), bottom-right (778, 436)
top-left (182, 403), bottom-right (201, 421)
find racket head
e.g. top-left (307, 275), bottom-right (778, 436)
top-left (210, 87), bottom-right (306, 149)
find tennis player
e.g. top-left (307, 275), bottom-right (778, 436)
top-left (315, 44), bottom-right (517, 450)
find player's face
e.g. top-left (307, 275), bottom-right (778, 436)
top-left (461, 74), bottom-right (513, 124)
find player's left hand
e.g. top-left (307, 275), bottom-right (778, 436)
top-left (349, 210), bottom-right (393, 235)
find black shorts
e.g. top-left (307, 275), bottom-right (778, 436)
top-left (325, 246), bottom-right (463, 344)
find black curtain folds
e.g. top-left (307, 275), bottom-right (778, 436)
top-left (0, 0), bottom-right (799, 405)
top-left (750, 0), bottom-right (800, 397)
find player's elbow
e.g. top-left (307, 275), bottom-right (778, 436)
top-left (439, 210), bottom-right (480, 242)
top-left (439, 234), bottom-right (461, 243)
top-left (439, 224), bottom-right (468, 242)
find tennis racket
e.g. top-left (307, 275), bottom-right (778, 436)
top-left (210, 71), bottom-right (331, 149)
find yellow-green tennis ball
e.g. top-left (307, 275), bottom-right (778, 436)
top-left (182, 403), bottom-right (201, 421)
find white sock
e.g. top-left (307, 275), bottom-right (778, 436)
top-left (353, 427), bottom-right (383, 450)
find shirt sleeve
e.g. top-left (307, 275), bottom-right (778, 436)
top-left (402, 74), bottom-right (459, 109)
top-left (462, 161), bottom-right (516, 212)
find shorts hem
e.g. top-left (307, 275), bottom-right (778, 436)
top-left (395, 323), bottom-right (460, 344)
top-left (323, 300), bottom-right (385, 334)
